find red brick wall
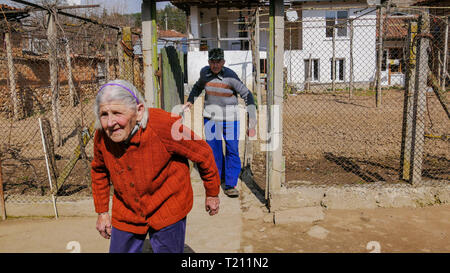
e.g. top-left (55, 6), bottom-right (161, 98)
top-left (0, 54), bottom-right (121, 117)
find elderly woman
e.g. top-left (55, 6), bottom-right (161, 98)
top-left (91, 79), bottom-right (221, 253)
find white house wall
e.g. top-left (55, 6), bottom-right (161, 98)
top-left (187, 50), bottom-right (257, 88)
top-left (191, 7), bottom-right (258, 51)
top-left (187, 5), bottom-right (378, 91)
top-left (285, 9), bottom-right (377, 89)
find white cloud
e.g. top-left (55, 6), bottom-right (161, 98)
top-left (66, 0), bottom-right (82, 5)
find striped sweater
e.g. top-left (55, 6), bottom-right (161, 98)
top-left (187, 66), bottom-right (256, 121)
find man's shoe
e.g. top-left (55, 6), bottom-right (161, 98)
top-left (224, 187), bottom-right (239, 198)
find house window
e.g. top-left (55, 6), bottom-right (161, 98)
top-left (238, 14), bottom-right (249, 50)
top-left (284, 10), bottom-right (303, 50)
top-left (304, 59), bottom-right (319, 81)
top-left (326, 10), bottom-right (348, 38)
top-left (388, 48), bottom-right (404, 73)
top-left (285, 21), bottom-right (303, 50)
top-left (331, 58), bottom-right (345, 81)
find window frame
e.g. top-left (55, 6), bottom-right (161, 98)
top-left (304, 59), bottom-right (320, 82)
top-left (330, 58), bottom-right (345, 81)
top-left (325, 10), bottom-right (349, 38)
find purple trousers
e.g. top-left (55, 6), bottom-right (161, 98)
top-left (109, 217), bottom-right (186, 253)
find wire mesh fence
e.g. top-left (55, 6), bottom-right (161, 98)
top-left (261, 5), bottom-right (449, 189)
top-left (0, 5), bottom-right (143, 204)
top-left (1, 2), bottom-right (449, 208)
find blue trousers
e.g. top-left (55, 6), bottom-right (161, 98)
top-left (204, 118), bottom-right (241, 189)
top-left (109, 217), bottom-right (186, 253)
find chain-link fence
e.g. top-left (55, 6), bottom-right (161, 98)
top-left (258, 5), bottom-right (449, 189)
top-left (0, 4), bottom-right (143, 205)
top-left (1, 2), bottom-right (449, 209)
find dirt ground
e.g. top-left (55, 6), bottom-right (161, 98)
top-left (252, 90), bottom-right (449, 188)
top-left (1, 203), bottom-right (449, 253)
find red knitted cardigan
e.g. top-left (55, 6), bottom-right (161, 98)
top-left (91, 108), bottom-right (220, 234)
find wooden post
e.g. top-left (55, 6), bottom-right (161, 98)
top-left (306, 53), bottom-right (312, 92)
top-left (332, 26), bottom-right (336, 92)
top-left (46, 11), bottom-right (62, 146)
top-left (105, 43), bottom-right (110, 83)
top-left (76, 119), bottom-right (91, 193)
top-left (65, 41), bottom-right (77, 106)
top-left (84, 29), bottom-right (88, 54)
top-left (437, 50), bottom-right (441, 87)
top-left (117, 32), bottom-right (124, 79)
top-left (134, 54), bottom-right (142, 91)
top-left (429, 72), bottom-right (450, 119)
top-left (349, 20), bottom-right (354, 99)
top-left (442, 17), bottom-right (448, 91)
top-left (255, 8), bottom-right (261, 106)
top-left (186, 9), bottom-right (191, 54)
top-left (40, 118), bottom-right (59, 184)
top-left (5, 31), bottom-right (19, 120)
top-left (216, 7), bottom-right (221, 48)
top-left (142, 0), bottom-right (159, 107)
top-left (250, 8), bottom-right (261, 104)
top-left (376, 6), bottom-right (384, 107)
top-left (122, 27), bottom-right (134, 84)
top-left (0, 157), bottom-right (6, 220)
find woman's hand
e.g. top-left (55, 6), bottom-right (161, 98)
top-left (182, 102), bottom-right (193, 112)
top-left (96, 212), bottom-right (112, 239)
top-left (205, 196), bottom-right (220, 216)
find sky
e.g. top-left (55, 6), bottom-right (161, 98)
top-left (3, 0), bottom-right (170, 14)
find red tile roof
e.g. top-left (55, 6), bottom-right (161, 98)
top-left (0, 4), bottom-right (22, 11)
top-left (384, 17), bottom-right (409, 39)
top-left (158, 29), bottom-right (186, 38)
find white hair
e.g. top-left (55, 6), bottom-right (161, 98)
top-left (93, 79), bottom-right (149, 130)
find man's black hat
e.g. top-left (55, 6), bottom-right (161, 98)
top-left (208, 48), bottom-right (224, 60)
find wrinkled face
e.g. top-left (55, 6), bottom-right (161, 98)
top-left (208, 59), bottom-right (225, 75)
top-left (99, 100), bottom-right (144, 143)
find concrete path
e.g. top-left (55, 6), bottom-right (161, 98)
top-left (185, 173), bottom-right (242, 253)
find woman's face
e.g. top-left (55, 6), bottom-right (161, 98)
top-left (99, 101), bottom-right (144, 143)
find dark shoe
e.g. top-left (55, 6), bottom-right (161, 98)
top-left (224, 187), bottom-right (239, 198)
